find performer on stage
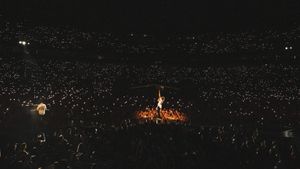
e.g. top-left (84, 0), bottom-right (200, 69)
top-left (156, 89), bottom-right (165, 118)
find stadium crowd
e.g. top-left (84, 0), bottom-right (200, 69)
top-left (0, 17), bottom-right (299, 169)
top-left (0, 51), bottom-right (299, 168)
top-left (0, 17), bottom-right (298, 58)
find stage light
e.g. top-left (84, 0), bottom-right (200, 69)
top-left (136, 108), bottom-right (187, 122)
top-left (19, 41), bottom-right (29, 46)
top-left (36, 103), bottom-right (47, 116)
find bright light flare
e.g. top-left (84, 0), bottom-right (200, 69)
top-left (36, 103), bottom-right (47, 116)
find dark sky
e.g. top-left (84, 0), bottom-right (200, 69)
top-left (0, 0), bottom-right (299, 32)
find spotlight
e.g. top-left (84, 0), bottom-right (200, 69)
top-left (19, 41), bottom-right (29, 46)
top-left (36, 103), bottom-right (47, 116)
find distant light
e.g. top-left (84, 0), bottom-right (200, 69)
top-left (285, 47), bottom-right (288, 50)
top-left (19, 41), bottom-right (28, 46)
top-left (289, 46), bottom-right (293, 50)
top-left (97, 56), bottom-right (103, 60)
top-left (282, 129), bottom-right (294, 138)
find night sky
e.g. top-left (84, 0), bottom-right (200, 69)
top-left (0, 0), bottom-right (299, 32)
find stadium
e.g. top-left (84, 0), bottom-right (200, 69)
top-left (0, 0), bottom-right (299, 169)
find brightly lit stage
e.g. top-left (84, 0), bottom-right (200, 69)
top-left (129, 84), bottom-right (189, 123)
top-left (136, 108), bottom-right (188, 122)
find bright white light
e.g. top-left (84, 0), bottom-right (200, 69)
top-left (285, 47), bottom-right (288, 50)
top-left (36, 103), bottom-right (47, 116)
top-left (19, 41), bottom-right (29, 46)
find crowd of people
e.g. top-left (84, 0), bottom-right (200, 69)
top-left (0, 16), bottom-right (298, 59)
top-left (0, 50), bottom-right (299, 168)
top-left (0, 17), bottom-right (299, 169)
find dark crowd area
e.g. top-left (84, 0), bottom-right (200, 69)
top-left (0, 15), bottom-right (299, 62)
top-left (0, 17), bottom-right (299, 169)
